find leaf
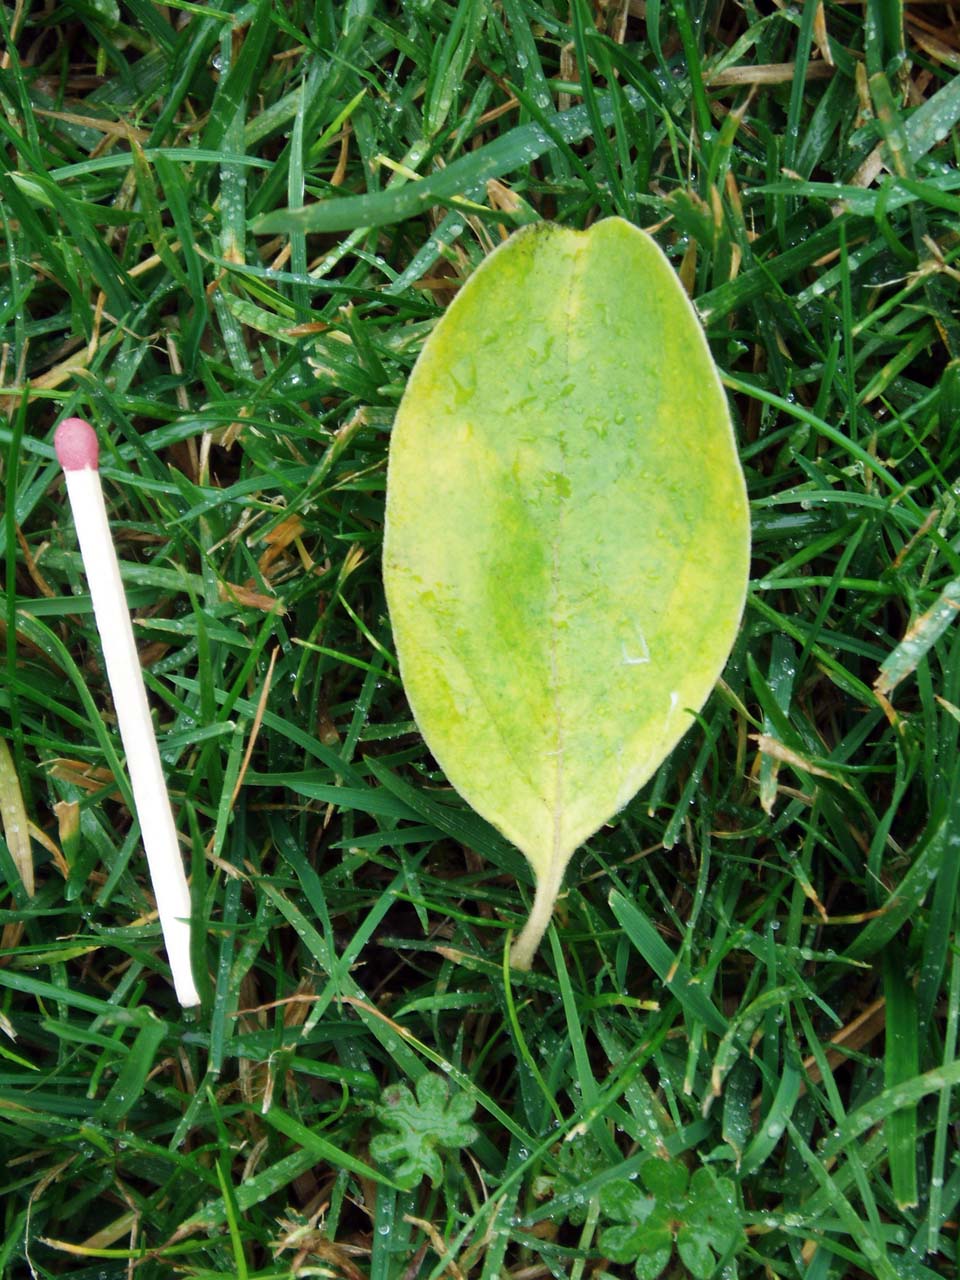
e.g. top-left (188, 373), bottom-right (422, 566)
top-left (599, 1175), bottom-right (673, 1279)
top-left (0, 738), bottom-right (33, 897)
top-left (639, 1158), bottom-right (688, 1201)
top-left (383, 218), bottom-right (750, 966)
top-left (875, 574), bottom-right (960, 696)
top-left (369, 1073), bottom-right (478, 1190)
top-left (599, 1179), bottom-right (657, 1227)
top-left (598, 1162), bottom-right (744, 1280)
top-left (679, 1168), bottom-right (743, 1278)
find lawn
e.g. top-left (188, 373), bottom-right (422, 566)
top-left (2, 1), bottom-right (960, 1277)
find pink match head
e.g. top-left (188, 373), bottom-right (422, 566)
top-left (54, 418), bottom-right (99, 471)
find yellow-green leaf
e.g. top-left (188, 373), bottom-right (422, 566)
top-left (0, 738), bottom-right (33, 898)
top-left (383, 218), bottom-right (749, 966)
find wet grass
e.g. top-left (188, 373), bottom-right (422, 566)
top-left (1, 1), bottom-right (960, 1277)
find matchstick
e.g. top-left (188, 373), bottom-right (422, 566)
top-left (55, 418), bottom-right (201, 1008)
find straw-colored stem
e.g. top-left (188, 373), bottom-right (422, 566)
top-left (509, 859), bottom-right (566, 970)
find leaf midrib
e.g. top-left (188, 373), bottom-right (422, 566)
top-left (546, 242), bottom-right (586, 872)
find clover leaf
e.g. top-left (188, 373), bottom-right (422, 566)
top-left (369, 1072), bottom-right (478, 1190)
top-left (599, 1160), bottom-right (743, 1280)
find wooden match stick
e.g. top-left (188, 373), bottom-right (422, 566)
top-left (55, 418), bottom-right (201, 1008)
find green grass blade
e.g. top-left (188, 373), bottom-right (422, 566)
top-left (253, 86), bottom-right (642, 234)
top-left (883, 947), bottom-right (919, 1209)
top-left (609, 890), bottom-right (728, 1037)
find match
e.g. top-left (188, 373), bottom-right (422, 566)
top-left (55, 417), bottom-right (201, 1008)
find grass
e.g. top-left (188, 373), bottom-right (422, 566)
top-left (1, 0), bottom-right (959, 1276)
